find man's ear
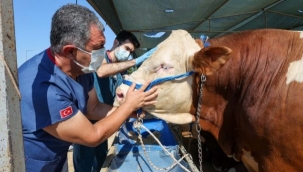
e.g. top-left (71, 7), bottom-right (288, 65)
top-left (114, 39), bottom-right (119, 47)
top-left (62, 45), bottom-right (76, 60)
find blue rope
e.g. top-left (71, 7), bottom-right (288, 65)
top-left (200, 34), bottom-right (210, 47)
top-left (122, 71), bottom-right (194, 92)
top-left (122, 80), bottom-right (142, 90)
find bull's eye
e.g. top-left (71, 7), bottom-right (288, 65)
top-left (155, 64), bottom-right (172, 73)
top-left (161, 64), bottom-right (169, 70)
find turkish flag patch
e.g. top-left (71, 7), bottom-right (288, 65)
top-left (60, 106), bottom-right (73, 119)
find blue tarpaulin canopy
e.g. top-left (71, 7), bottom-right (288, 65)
top-left (87, 0), bottom-right (303, 57)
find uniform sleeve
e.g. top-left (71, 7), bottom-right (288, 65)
top-left (20, 52), bottom-right (95, 132)
top-left (116, 73), bottom-right (123, 87)
top-left (22, 81), bottom-right (79, 132)
top-left (45, 73), bottom-right (95, 128)
top-left (93, 73), bottom-right (104, 103)
top-left (47, 83), bottom-right (79, 124)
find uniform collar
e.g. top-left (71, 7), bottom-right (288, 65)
top-left (47, 48), bottom-right (58, 66)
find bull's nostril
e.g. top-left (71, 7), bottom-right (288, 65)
top-left (117, 93), bottom-right (124, 99)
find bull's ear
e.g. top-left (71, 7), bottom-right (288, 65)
top-left (192, 46), bottom-right (231, 75)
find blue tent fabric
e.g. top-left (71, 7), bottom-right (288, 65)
top-left (108, 119), bottom-right (189, 172)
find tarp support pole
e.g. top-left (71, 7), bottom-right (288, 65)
top-left (0, 0), bottom-right (25, 171)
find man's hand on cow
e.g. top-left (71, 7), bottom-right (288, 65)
top-left (135, 47), bottom-right (157, 66)
top-left (123, 81), bottom-right (158, 111)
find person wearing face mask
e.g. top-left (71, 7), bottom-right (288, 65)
top-left (95, 34), bottom-right (157, 78)
top-left (72, 30), bottom-right (156, 172)
top-left (18, 4), bottom-right (157, 172)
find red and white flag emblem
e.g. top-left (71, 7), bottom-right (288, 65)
top-left (60, 106), bottom-right (73, 119)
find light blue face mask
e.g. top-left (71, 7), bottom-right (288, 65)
top-left (115, 46), bottom-right (132, 61)
top-left (74, 47), bottom-right (105, 73)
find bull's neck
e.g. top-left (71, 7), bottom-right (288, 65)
top-left (191, 69), bottom-right (238, 139)
top-left (196, 29), bottom-right (293, 139)
top-left (190, 39), bottom-right (250, 139)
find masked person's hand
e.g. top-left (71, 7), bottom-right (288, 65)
top-left (135, 47), bottom-right (157, 66)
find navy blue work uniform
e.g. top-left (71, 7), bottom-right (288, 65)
top-left (73, 51), bottom-right (123, 172)
top-left (19, 48), bottom-right (94, 172)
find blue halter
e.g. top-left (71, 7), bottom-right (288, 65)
top-left (122, 71), bottom-right (194, 92)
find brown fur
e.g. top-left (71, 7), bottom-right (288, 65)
top-left (191, 29), bottom-right (303, 171)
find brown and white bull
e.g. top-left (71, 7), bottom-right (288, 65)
top-left (114, 29), bottom-right (303, 171)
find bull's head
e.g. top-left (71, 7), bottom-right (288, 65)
top-left (114, 30), bottom-right (231, 124)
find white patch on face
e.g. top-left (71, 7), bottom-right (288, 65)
top-left (286, 56), bottom-right (303, 85)
top-left (300, 32), bottom-right (303, 38)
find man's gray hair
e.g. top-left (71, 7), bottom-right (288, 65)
top-left (50, 4), bottom-right (104, 53)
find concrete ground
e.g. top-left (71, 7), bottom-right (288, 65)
top-left (67, 150), bottom-right (73, 172)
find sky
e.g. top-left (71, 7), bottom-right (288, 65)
top-left (13, 0), bottom-right (116, 67)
